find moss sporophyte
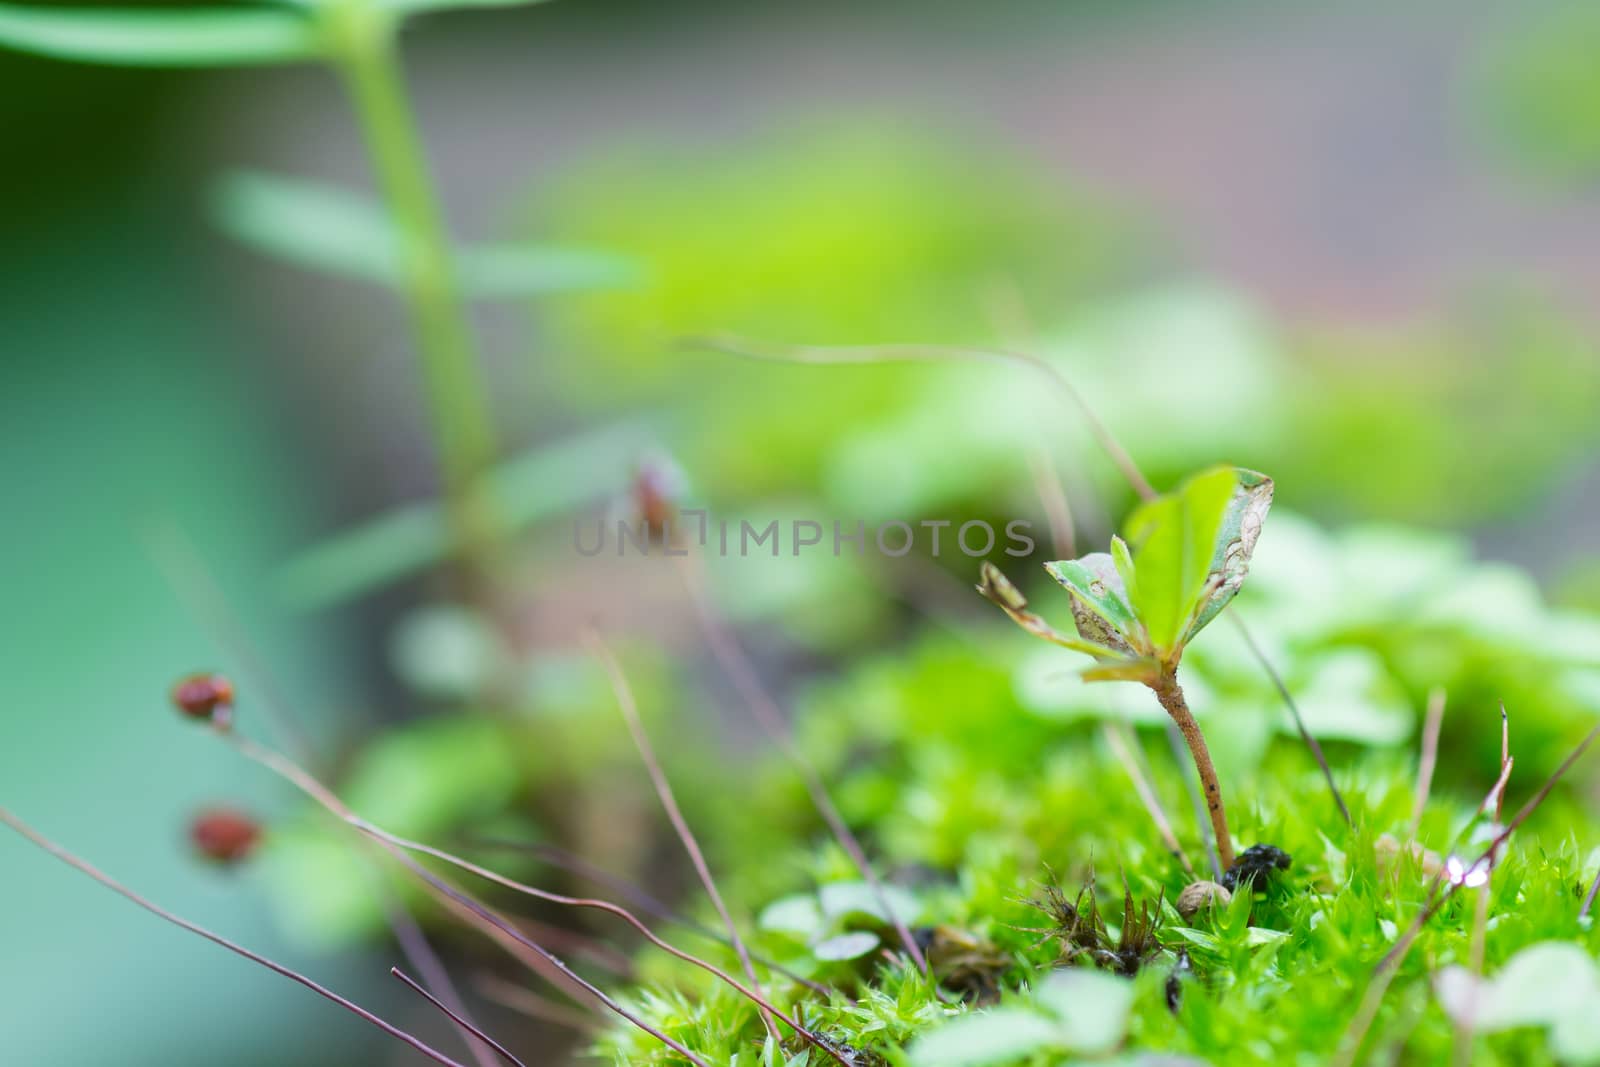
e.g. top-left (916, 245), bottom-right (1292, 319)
top-left (978, 464), bottom-right (1273, 871)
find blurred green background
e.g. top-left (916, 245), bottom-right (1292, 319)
top-left (3, 0), bottom-right (1599, 1063)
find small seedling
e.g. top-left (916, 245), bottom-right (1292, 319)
top-left (979, 464), bottom-right (1274, 869)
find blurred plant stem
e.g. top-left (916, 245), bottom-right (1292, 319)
top-left (324, 0), bottom-right (500, 567)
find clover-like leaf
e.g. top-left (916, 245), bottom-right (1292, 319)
top-left (1044, 552), bottom-right (1139, 656)
top-left (1184, 467), bottom-right (1273, 641)
top-left (1122, 465), bottom-right (1272, 655)
top-left (0, 5), bottom-right (324, 67)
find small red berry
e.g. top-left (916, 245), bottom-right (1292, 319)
top-left (171, 673), bottom-right (234, 727)
top-left (632, 453), bottom-right (686, 538)
top-left (189, 809), bottom-right (262, 865)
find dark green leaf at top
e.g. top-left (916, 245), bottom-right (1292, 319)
top-left (0, 5), bottom-right (324, 67)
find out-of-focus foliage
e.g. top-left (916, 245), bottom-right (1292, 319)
top-left (0, 3), bottom-right (324, 67)
top-left (528, 126), bottom-right (1141, 495)
top-left (1483, 0), bottom-right (1600, 178)
top-left (213, 170), bottom-right (640, 299)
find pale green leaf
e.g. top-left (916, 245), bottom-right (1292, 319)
top-left (818, 881), bottom-right (921, 927)
top-left (1183, 467), bottom-right (1273, 640)
top-left (1435, 942), bottom-right (1600, 1032)
top-left (1034, 969), bottom-right (1133, 1054)
top-left (214, 171), bottom-right (641, 298)
top-left (1044, 553), bottom-right (1138, 655)
top-left (1080, 658), bottom-right (1160, 684)
top-left (757, 894), bottom-right (827, 941)
top-left (1123, 465), bottom-right (1254, 653)
top-left (0, 5), bottom-right (322, 67)
top-left (812, 931), bottom-right (881, 962)
top-left (383, 0), bottom-right (555, 13)
top-left (909, 1010), bottom-right (1062, 1067)
top-left (341, 715), bottom-right (520, 837)
top-left (459, 243), bottom-right (645, 297)
top-left (389, 604), bottom-right (505, 700)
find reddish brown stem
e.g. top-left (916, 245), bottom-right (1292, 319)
top-left (391, 968), bottom-right (527, 1067)
top-left (673, 553), bottom-right (930, 978)
top-left (1150, 669), bottom-right (1235, 871)
top-left (0, 807), bottom-right (467, 1067)
top-left (223, 733), bottom-right (846, 1067)
top-left (221, 734), bottom-right (711, 1067)
top-left (586, 630), bottom-right (779, 1040)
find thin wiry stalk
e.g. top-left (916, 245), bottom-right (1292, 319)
top-left (1229, 614), bottom-right (1351, 825)
top-left (1026, 446), bottom-right (1077, 559)
top-left (371, 827), bottom-right (841, 1062)
top-left (0, 807), bottom-right (468, 1067)
top-left (472, 973), bottom-right (602, 1034)
top-left (1453, 849), bottom-right (1495, 1067)
top-left (1580, 869), bottom-right (1600, 922)
top-left (460, 836), bottom-right (831, 996)
top-left (146, 534), bottom-right (499, 1067)
top-left (374, 871), bottom-right (505, 1067)
top-left (585, 629), bottom-right (779, 1039)
top-left (1452, 718), bottom-right (1511, 1067)
top-left (143, 518), bottom-right (316, 764)
top-left (1101, 722), bottom-right (1192, 876)
top-left (672, 552), bottom-right (931, 979)
top-left (392, 968), bottom-right (528, 1067)
top-left (1410, 687), bottom-right (1447, 837)
top-left (221, 732), bottom-right (713, 1067)
top-left (1337, 725), bottom-right (1596, 1067)
top-left (685, 335), bottom-right (1156, 500)
top-left (222, 731), bottom-right (846, 1066)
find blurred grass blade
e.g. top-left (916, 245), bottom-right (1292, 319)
top-left (215, 171), bottom-right (641, 297)
top-left (278, 421), bottom-right (653, 610)
top-left (216, 171), bottom-right (400, 284)
top-left (460, 244), bottom-right (644, 297)
top-left (0, 5), bottom-right (323, 67)
top-left (384, 0), bottom-right (555, 12)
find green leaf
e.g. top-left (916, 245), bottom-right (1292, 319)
top-left (818, 881), bottom-right (922, 927)
top-left (812, 931), bottom-right (881, 961)
top-left (1080, 658), bottom-right (1160, 684)
top-left (1435, 942), bottom-right (1600, 1032)
top-left (214, 171), bottom-right (641, 298)
top-left (1044, 553), bottom-right (1139, 655)
top-left (908, 1009), bottom-right (1062, 1067)
top-left (340, 715), bottom-right (520, 836)
top-left (383, 0), bottom-right (555, 13)
top-left (1123, 465), bottom-right (1265, 654)
top-left (757, 894), bottom-right (827, 941)
top-left (1034, 969), bottom-right (1133, 1055)
top-left (0, 5), bottom-right (323, 67)
top-left (1183, 467), bottom-right (1274, 640)
top-left (459, 243), bottom-right (645, 297)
